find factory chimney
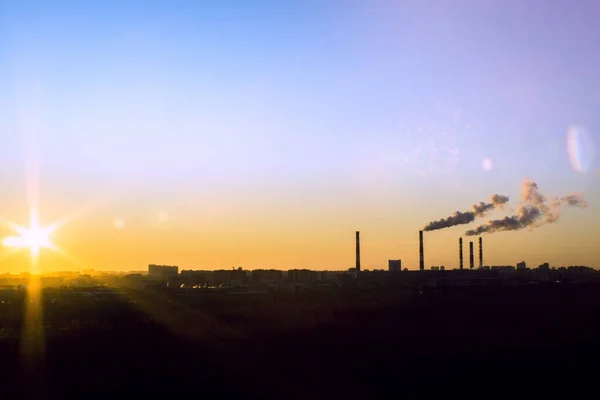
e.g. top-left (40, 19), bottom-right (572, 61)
top-left (469, 241), bottom-right (474, 269)
top-left (459, 237), bottom-right (463, 270)
top-left (478, 236), bottom-right (483, 268)
top-left (355, 231), bottom-right (361, 275)
top-left (419, 230), bottom-right (424, 271)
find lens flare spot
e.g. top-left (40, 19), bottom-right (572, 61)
top-left (114, 218), bottom-right (125, 230)
top-left (157, 212), bottom-right (169, 223)
top-left (481, 158), bottom-right (493, 171)
top-left (567, 126), bottom-right (595, 173)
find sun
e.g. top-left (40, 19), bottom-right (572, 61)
top-left (2, 210), bottom-right (56, 258)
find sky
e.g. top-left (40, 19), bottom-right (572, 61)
top-left (0, 0), bottom-right (599, 273)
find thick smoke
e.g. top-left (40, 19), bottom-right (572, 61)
top-left (560, 193), bottom-right (588, 208)
top-left (490, 194), bottom-right (510, 207)
top-left (423, 194), bottom-right (509, 231)
top-left (465, 179), bottom-right (587, 236)
top-left (465, 205), bottom-right (541, 235)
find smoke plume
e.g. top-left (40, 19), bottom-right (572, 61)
top-left (465, 179), bottom-right (587, 236)
top-left (423, 194), bottom-right (509, 231)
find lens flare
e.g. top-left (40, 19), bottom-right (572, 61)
top-left (114, 218), bottom-right (126, 230)
top-left (157, 212), bottom-right (170, 223)
top-left (567, 126), bottom-right (595, 173)
top-left (481, 158), bottom-right (493, 172)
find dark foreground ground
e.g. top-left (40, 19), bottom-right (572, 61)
top-left (1, 283), bottom-right (599, 399)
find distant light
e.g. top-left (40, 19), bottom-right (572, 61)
top-left (481, 158), bottom-right (493, 171)
top-left (114, 219), bottom-right (125, 230)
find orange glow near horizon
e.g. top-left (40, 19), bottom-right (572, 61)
top-left (0, 180), bottom-right (596, 274)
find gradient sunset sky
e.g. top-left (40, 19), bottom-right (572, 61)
top-left (1, 0), bottom-right (599, 273)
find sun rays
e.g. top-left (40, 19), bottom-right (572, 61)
top-left (0, 207), bottom-right (81, 396)
top-left (3, 210), bottom-right (57, 266)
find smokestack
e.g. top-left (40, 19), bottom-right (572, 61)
top-left (419, 230), bottom-right (424, 271)
top-left (355, 231), bottom-right (361, 274)
top-left (479, 236), bottom-right (483, 268)
top-left (469, 241), bottom-right (474, 269)
top-left (459, 237), bottom-right (463, 270)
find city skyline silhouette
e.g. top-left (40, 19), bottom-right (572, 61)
top-left (2, 2), bottom-right (600, 398)
top-left (2, 1), bottom-right (599, 273)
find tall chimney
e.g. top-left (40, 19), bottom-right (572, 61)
top-left (478, 236), bottom-right (483, 268)
top-left (419, 230), bottom-right (424, 271)
top-left (469, 241), bottom-right (474, 269)
top-left (355, 231), bottom-right (361, 274)
top-left (459, 237), bottom-right (463, 270)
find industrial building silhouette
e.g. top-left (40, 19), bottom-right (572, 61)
top-left (146, 230), bottom-right (598, 291)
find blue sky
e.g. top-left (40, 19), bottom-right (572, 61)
top-left (1, 1), bottom-right (599, 270)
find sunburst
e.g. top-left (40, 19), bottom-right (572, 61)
top-left (2, 210), bottom-right (56, 260)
